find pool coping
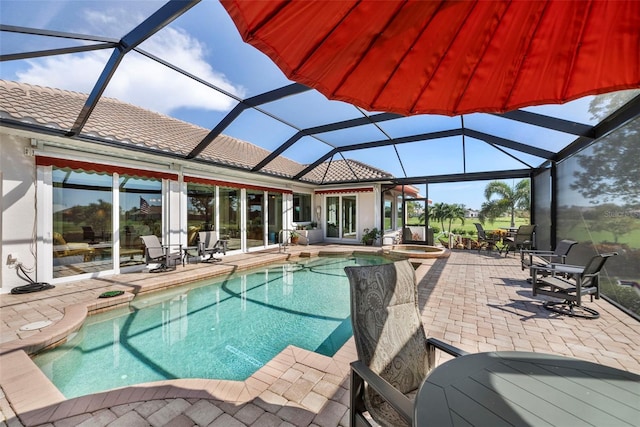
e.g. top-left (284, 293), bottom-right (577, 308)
top-left (1, 246), bottom-right (404, 426)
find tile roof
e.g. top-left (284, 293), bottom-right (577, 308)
top-left (0, 80), bottom-right (392, 184)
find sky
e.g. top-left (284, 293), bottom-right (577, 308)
top-left (0, 0), bottom-right (624, 210)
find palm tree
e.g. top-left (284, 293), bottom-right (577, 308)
top-left (430, 202), bottom-right (449, 233)
top-left (479, 180), bottom-right (530, 227)
top-left (426, 203), bottom-right (466, 234)
top-left (444, 203), bottom-right (466, 234)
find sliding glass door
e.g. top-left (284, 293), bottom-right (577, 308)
top-left (325, 195), bottom-right (357, 241)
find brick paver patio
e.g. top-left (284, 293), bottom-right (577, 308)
top-left (1, 247), bottom-right (639, 426)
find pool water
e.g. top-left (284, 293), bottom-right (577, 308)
top-left (33, 255), bottom-right (387, 398)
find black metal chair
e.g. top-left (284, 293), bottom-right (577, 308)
top-left (344, 260), bottom-right (467, 427)
top-left (501, 224), bottom-right (536, 256)
top-left (474, 223), bottom-right (498, 253)
top-left (82, 226), bottom-right (97, 243)
top-left (532, 252), bottom-right (617, 319)
top-left (521, 239), bottom-right (578, 276)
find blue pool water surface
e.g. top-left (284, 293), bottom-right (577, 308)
top-left (33, 255), bottom-right (388, 398)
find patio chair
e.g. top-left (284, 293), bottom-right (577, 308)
top-left (500, 224), bottom-right (536, 256)
top-left (474, 223), bottom-right (497, 253)
top-left (532, 252), bottom-right (617, 319)
top-left (140, 235), bottom-right (182, 273)
top-left (198, 231), bottom-right (227, 262)
top-left (344, 260), bottom-right (468, 427)
top-left (82, 226), bottom-right (97, 243)
top-left (521, 239), bottom-right (578, 278)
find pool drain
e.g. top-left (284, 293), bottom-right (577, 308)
top-left (20, 320), bottom-right (53, 331)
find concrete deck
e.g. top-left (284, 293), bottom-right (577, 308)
top-left (1, 246), bottom-right (639, 426)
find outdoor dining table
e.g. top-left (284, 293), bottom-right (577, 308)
top-left (414, 351), bottom-right (640, 427)
top-left (500, 226), bottom-right (519, 234)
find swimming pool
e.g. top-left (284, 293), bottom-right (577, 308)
top-left (33, 255), bottom-right (388, 398)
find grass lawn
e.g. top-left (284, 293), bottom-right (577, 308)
top-left (407, 217), bottom-right (530, 236)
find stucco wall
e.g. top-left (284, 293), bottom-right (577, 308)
top-left (357, 191), bottom-right (377, 239)
top-left (1, 134), bottom-right (37, 293)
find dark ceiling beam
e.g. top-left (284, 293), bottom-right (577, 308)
top-left (293, 149), bottom-right (339, 180)
top-left (493, 110), bottom-right (595, 137)
top-left (187, 83), bottom-right (311, 159)
top-left (1, 43), bottom-right (116, 62)
top-left (292, 129), bottom-right (462, 180)
top-left (251, 112), bottom-right (400, 172)
top-left (251, 130), bottom-right (305, 171)
top-left (464, 129), bottom-right (555, 159)
top-left (68, 0), bottom-right (200, 136)
top-left (392, 169), bottom-right (532, 185)
top-left (340, 129), bottom-right (462, 152)
top-left (294, 127), bottom-right (549, 180)
top-left (555, 93), bottom-right (640, 162)
top-left (0, 24), bottom-right (119, 43)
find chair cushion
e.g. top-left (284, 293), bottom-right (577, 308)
top-left (347, 261), bottom-right (429, 394)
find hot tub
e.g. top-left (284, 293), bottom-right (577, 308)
top-left (387, 244), bottom-right (449, 259)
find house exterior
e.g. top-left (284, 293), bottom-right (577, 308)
top-left (0, 80), bottom-right (410, 293)
top-left (465, 209), bottom-right (479, 218)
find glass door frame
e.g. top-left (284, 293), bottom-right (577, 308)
top-left (323, 193), bottom-right (359, 242)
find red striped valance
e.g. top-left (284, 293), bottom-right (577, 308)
top-left (184, 175), bottom-right (293, 194)
top-left (315, 187), bottom-right (373, 195)
top-left (36, 156), bottom-right (178, 181)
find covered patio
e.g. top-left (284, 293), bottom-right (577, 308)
top-left (1, 248), bottom-right (638, 426)
top-left (2, 1), bottom-right (640, 425)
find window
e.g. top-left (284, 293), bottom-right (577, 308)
top-left (384, 198), bottom-right (393, 231)
top-left (52, 168), bottom-right (113, 277)
top-left (268, 192), bottom-right (283, 244)
top-left (187, 182), bottom-right (216, 245)
top-left (119, 175), bottom-right (161, 268)
top-left (293, 193), bottom-right (311, 222)
top-left (219, 186), bottom-right (240, 251)
top-left (247, 189), bottom-right (264, 248)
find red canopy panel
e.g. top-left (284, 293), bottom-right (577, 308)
top-left (222, 0), bottom-right (640, 116)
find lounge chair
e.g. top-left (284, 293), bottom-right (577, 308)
top-left (140, 235), bottom-right (182, 273)
top-left (198, 231), bottom-right (227, 262)
top-left (532, 252), bottom-right (617, 319)
top-left (521, 239), bottom-right (578, 278)
top-left (500, 224), bottom-right (536, 256)
top-left (52, 232), bottom-right (95, 264)
top-left (344, 260), bottom-right (467, 426)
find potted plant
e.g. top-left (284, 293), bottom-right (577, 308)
top-left (361, 227), bottom-right (381, 246)
top-left (290, 230), bottom-right (300, 244)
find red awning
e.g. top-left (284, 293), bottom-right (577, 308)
top-left (222, 0), bottom-right (640, 116)
top-left (315, 187), bottom-right (373, 195)
top-left (36, 156), bottom-right (178, 181)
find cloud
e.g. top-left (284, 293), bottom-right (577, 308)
top-left (16, 7), bottom-right (245, 115)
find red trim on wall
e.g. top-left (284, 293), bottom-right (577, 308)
top-left (184, 175), bottom-right (293, 194)
top-left (315, 187), bottom-right (373, 195)
top-left (36, 156), bottom-right (178, 180)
